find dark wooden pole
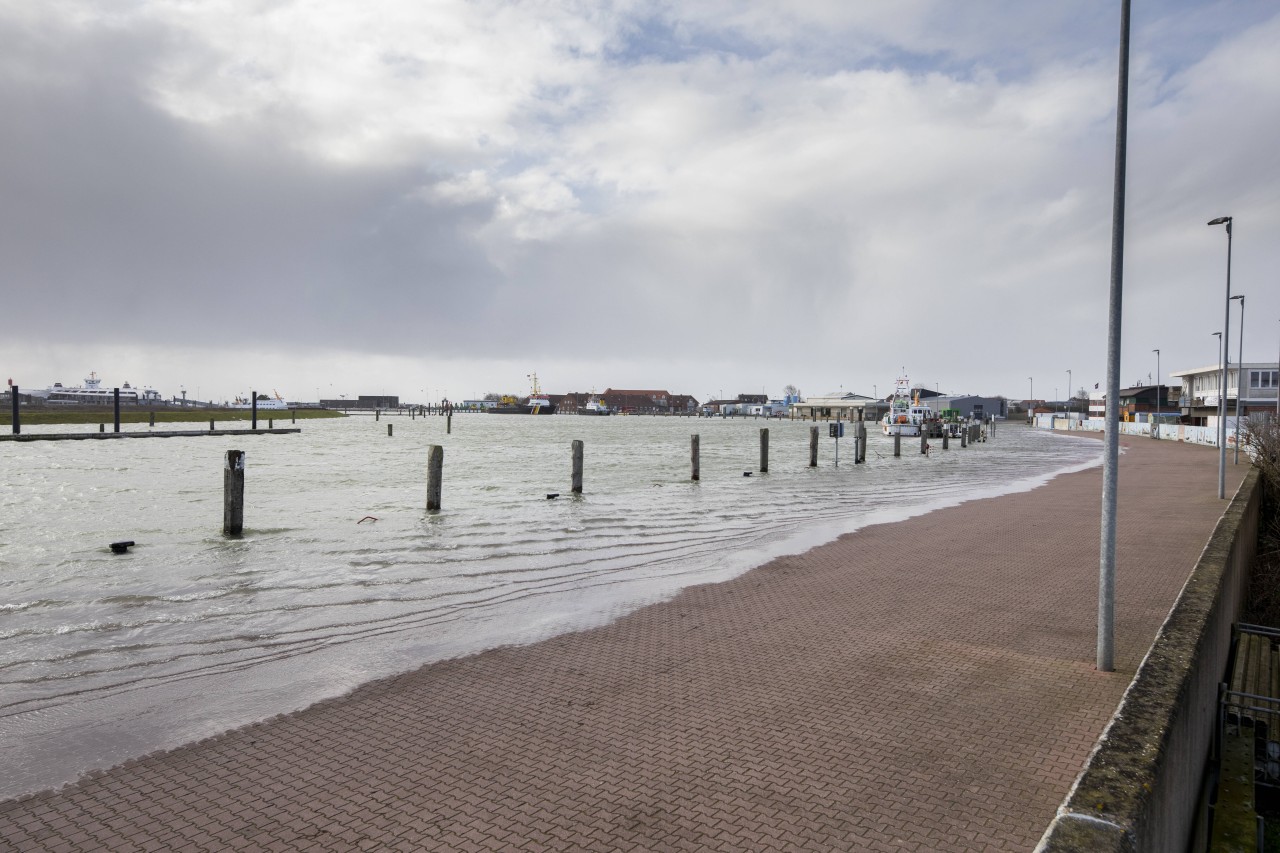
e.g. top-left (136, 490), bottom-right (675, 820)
top-left (571, 440), bottom-right (583, 494)
top-left (759, 428), bottom-right (769, 473)
top-left (223, 450), bottom-right (245, 536)
top-left (426, 445), bottom-right (443, 511)
top-left (10, 384), bottom-right (18, 435)
top-left (251, 392), bottom-right (258, 431)
top-left (113, 387), bottom-right (121, 433)
top-left (809, 426), bottom-right (818, 467)
top-left (691, 434), bottom-right (700, 481)
top-left (893, 432), bottom-right (901, 457)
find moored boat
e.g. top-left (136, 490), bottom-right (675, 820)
top-left (576, 394), bottom-right (612, 416)
top-left (37, 372), bottom-right (162, 405)
top-left (232, 390), bottom-right (289, 410)
top-left (489, 373), bottom-right (557, 415)
top-left (881, 376), bottom-right (935, 436)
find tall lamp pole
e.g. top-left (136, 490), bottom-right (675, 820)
top-left (1152, 349), bottom-right (1160, 423)
top-left (1231, 294), bottom-right (1244, 463)
top-left (1213, 332), bottom-right (1223, 418)
top-left (1067, 369), bottom-right (1072, 413)
top-left (1098, 0), bottom-right (1131, 673)
top-left (1028, 377), bottom-right (1033, 419)
top-left (1208, 215), bottom-right (1233, 498)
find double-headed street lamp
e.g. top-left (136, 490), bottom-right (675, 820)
top-left (1231, 294), bottom-right (1245, 463)
top-left (1208, 215), bottom-right (1232, 499)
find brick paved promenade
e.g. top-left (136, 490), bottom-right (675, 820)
top-left (0, 431), bottom-right (1249, 851)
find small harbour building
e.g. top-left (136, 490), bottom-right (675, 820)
top-left (789, 393), bottom-right (877, 421)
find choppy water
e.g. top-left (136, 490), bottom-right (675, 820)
top-left (0, 414), bottom-right (1098, 798)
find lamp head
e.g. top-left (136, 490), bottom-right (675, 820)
top-left (1208, 216), bottom-right (1232, 226)
top-left (1231, 294), bottom-right (1244, 303)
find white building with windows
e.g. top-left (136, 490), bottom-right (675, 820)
top-left (1168, 362), bottom-right (1279, 425)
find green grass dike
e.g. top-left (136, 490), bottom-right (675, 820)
top-left (0, 407), bottom-right (347, 426)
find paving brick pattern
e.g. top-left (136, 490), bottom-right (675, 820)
top-left (0, 433), bottom-right (1248, 851)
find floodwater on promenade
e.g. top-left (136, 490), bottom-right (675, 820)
top-left (0, 415), bottom-right (1099, 799)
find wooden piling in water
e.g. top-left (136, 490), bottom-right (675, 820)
top-left (447, 412), bottom-right (452, 434)
top-left (209, 419), bottom-right (215, 431)
top-left (894, 432), bottom-right (901, 457)
top-left (387, 423), bottom-right (393, 437)
top-left (223, 449), bottom-right (245, 536)
top-left (942, 431), bottom-right (949, 450)
top-left (571, 440), bottom-right (584, 494)
top-left (113, 388), bottom-right (121, 433)
top-left (920, 431), bottom-right (928, 455)
top-left (10, 384), bottom-right (19, 435)
top-left (99, 423), bottom-right (104, 433)
top-left (961, 427), bottom-right (968, 448)
top-left (251, 392), bottom-right (258, 431)
top-left (149, 411), bottom-right (155, 428)
top-left (691, 434), bottom-right (700, 481)
top-left (759, 428), bottom-right (769, 473)
top-left (426, 445), bottom-right (443, 511)
top-left (809, 426), bottom-right (818, 467)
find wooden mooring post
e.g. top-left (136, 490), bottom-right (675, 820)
top-left (251, 393), bottom-right (258, 431)
top-left (426, 445), bottom-right (443, 511)
top-left (149, 411), bottom-right (155, 428)
top-left (961, 427), bottom-right (968, 448)
top-left (809, 426), bottom-right (818, 467)
top-left (209, 418), bottom-right (215, 431)
top-left (942, 431), bottom-right (949, 450)
top-left (10, 384), bottom-right (18, 435)
top-left (759, 428), bottom-right (769, 473)
top-left (920, 431), bottom-right (928, 455)
top-left (447, 412), bottom-right (452, 434)
top-left (893, 432), bottom-right (901, 457)
top-left (113, 387), bottom-right (121, 433)
top-left (856, 422), bottom-right (866, 464)
top-left (571, 440), bottom-right (584, 494)
top-left (691, 434), bottom-right (700, 481)
top-left (223, 450), bottom-right (245, 536)
top-left (387, 423), bottom-right (393, 437)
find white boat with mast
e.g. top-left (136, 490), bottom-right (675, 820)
top-left (488, 373), bottom-right (557, 415)
top-left (232, 390), bottom-right (289, 410)
top-left (881, 375), bottom-right (935, 436)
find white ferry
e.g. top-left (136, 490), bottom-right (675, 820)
top-left (881, 376), bottom-right (934, 437)
top-left (39, 372), bottom-right (162, 405)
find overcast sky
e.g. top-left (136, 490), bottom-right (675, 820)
top-left (2, 1), bottom-right (1277, 404)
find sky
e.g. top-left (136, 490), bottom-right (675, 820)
top-left (1, 0), bottom-right (1277, 405)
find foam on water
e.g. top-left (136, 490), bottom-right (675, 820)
top-left (0, 416), bottom-right (1098, 798)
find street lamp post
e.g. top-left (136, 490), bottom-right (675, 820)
top-left (1152, 349), bottom-right (1160, 423)
top-left (1208, 216), bottom-right (1232, 499)
top-left (1097, 0), bottom-right (1132, 673)
top-left (1067, 369), bottom-right (1072, 414)
top-left (1231, 294), bottom-right (1244, 463)
top-left (1213, 332), bottom-right (1223, 425)
top-left (1028, 377), bottom-right (1033, 420)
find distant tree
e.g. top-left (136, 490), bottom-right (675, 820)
top-left (483, 392), bottom-right (503, 401)
top-left (783, 384), bottom-right (799, 399)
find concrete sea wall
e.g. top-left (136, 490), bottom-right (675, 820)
top-left (1037, 467), bottom-right (1262, 851)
